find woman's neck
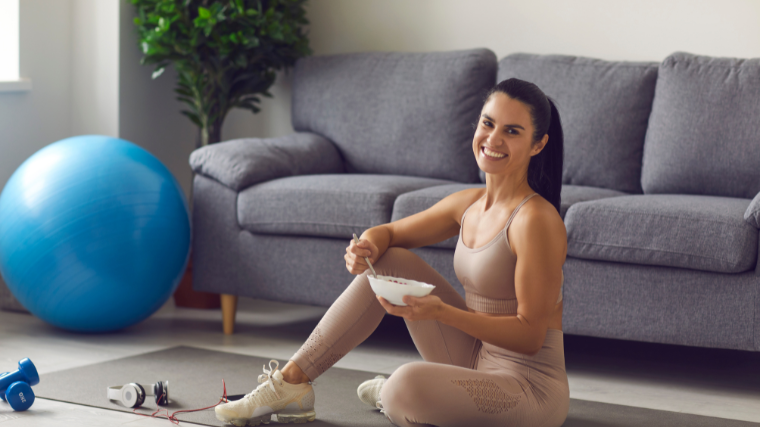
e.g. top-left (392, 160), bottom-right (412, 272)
top-left (482, 172), bottom-right (534, 212)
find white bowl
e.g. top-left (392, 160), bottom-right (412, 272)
top-left (368, 275), bottom-right (435, 306)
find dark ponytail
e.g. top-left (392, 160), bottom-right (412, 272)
top-left (484, 79), bottom-right (564, 213)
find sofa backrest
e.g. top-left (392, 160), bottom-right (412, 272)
top-left (291, 49), bottom-right (497, 183)
top-left (495, 53), bottom-right (658, 194)
top-left (641, 52), bottom-right (760, 199)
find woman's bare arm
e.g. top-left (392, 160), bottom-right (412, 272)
top-left (379, 199), bottom-right (567, 356)
top-left (346, 189), bottom-right (483, 274)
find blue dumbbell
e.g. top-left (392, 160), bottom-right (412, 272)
top-left (0, 372), bottom-right (6, 401)
top-left (0, 359), bottom-right (39, 411)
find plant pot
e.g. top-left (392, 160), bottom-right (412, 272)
top-left (173, 254), bottom-right (221, 309)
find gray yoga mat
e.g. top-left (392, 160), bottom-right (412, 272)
top-left (34, 346), bottom-right (759, 427)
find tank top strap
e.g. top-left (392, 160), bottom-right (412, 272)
top-left (460, 194), bottom-right (484, 224)
top-left (504, 193), bottom-right (539, 232)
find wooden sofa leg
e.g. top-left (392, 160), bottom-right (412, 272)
top-left (221, 294), bottom-right (238, 335)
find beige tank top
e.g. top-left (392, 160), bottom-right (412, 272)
top-left (453, 193), bottom-right (563, 315)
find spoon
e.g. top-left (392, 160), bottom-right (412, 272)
top-left (353, 233), bottom-right (378, 278)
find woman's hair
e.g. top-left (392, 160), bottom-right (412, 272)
top-left (483, 78), bottom-right (564, 213)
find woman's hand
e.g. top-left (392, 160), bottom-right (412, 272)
top-left (377, 294), bottom-right (445, 322)
top-left (344, 237), bottom-right (379, 275)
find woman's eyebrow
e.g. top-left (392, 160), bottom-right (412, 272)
top-left (481, 114), bottom-right (525, 130)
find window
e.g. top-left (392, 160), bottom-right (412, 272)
top-left (0, 0), bottom-right (19, 82)
top-left (0, 0), bottom-right (28, 92)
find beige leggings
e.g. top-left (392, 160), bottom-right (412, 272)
top-left (290, 247), bottom-right (569, 427)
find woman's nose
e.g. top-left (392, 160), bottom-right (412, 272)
top-left (486, 131), bottom-right (502, 146)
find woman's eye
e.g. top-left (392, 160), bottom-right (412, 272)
top-left (506, 128), bottom-right (518, 135)
top-left (482, 120), bottom-right (493, 127)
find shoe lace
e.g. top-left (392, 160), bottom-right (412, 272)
top-left (245, 360), bottom-right (283, 400)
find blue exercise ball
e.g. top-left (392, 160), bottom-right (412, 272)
top-left (0, 135), bottom-right (191, 332)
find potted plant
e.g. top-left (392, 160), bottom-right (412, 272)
top-left (130, 0), bottom-right (311, 147)
top-left (130, 0), bottom-right (311, 308)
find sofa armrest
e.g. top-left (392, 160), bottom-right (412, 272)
top-left (744, 191), bottom-right (760, 228)
top-left (189, 132), bottom-right (344, 191)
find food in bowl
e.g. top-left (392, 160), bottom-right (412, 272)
top-left (368, 275), bottom-right (436, 306)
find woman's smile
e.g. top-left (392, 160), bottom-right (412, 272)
top-left (481, 146), bottom-right (508, 160)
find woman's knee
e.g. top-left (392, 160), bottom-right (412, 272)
top-left (374, 247), bottom-right (426, 276)
top-left (380, 363), bottom-right (434, 427)
top-left (380, 362), bottom-right (429, 409)
top-left (375, 247), bottom-right (414, 265)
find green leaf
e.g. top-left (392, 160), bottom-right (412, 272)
top-left (177, 96), bottom-right (197, 108)
top-left (152, 67), bottom-right (166, 79)
top-left (181, 110), bottom-right (203, 127)
top-left (130, 0), bottom-right (311, 133)
top-left (174, 87), bottom-right (194, 97)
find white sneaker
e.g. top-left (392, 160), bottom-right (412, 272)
top-left (215, 360), bottom-right (316, 426)
top-left (357, 375), bottom-right (386, 409)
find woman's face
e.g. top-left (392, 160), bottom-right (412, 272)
top-left (472, 92), bottom-right (546, 178)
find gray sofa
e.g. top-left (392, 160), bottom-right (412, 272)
top-left (189, 49), bottom-right (760, 353)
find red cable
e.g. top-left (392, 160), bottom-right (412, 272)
top-left (132, 379), bottom-right (229, 425)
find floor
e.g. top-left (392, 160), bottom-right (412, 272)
top-left (0, 297), bottom-right (758, 426)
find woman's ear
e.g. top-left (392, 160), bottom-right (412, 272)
top-left (531, 134), bottom-right (549, 156)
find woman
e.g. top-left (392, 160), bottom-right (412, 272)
top-left (215, 78), bottom-right (569, 427)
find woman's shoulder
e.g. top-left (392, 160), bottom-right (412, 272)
top-left (452, 186), bottom-right (487, 203)
top-left (518, 194), bottom-right (564, 225)
top-left (511, 195), bottom-right (567, 248)
top-left (445, 187), bottom-right (486, 224)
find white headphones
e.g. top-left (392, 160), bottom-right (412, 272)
top-left (107, 381), bottom-right (169, 408)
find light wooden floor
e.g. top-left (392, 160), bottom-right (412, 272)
top-left (0, 297), bottom-right (758, 425)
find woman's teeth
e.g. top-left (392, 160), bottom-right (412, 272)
top-left (482, 147), bottom-right (506, 159)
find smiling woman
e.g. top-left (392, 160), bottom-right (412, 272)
top-left (475, 78), bottom-right (564, 214)
top-left (212, 78), bottom-right (570, 427)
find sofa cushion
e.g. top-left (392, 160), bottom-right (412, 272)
top-left (565, 195), bottom-right (757, 273)
top-left (560, 185), bottom-right (627, 219)
top-left (292, 49), bottom-right (496, 183)
top-left (238, 174), bottom-right (453, 239)
top-left (641, 52), bottom-right (760, 199)
top-left (391, 184), bottom-right (485, 249)
top-left (497, 53), bottom-right (658, 193)
top-left (744, 191), bottom-right (760, 229)
top-left (189, 133), bottom-right (344, 191)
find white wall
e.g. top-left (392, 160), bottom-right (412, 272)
top-left (222, 0), bottom-right (760, 141)
top-left (0, 0), bottom-right (72, 191)
top-left (119, 0), bottom-right (196, 199)
top-left (0, 0), bottom-right (194, 199)
top-left (304, 0), bottom-right (760, 61)
top-left (70, 0), bottom-right (119, 137)
top-left (3, 0), bottom-right (760, 198)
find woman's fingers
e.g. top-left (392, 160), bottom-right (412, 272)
top-left (344, 239), bottom-right (374, 274)
top-left (347, 239), bottom-right (372, 258)
top-left (344, 252), bottom-right (367, 275)
top-left (377, 296), bottom-right (413, 319)
top-left (344, 252), bottom-right (366, 267)
top-left (377, 296), bottom-right (396, 313)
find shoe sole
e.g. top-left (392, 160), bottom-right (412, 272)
top-left (217, 411), bottom-right (316, 426)
top-left (277, 411), bottom-right (317, 424)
